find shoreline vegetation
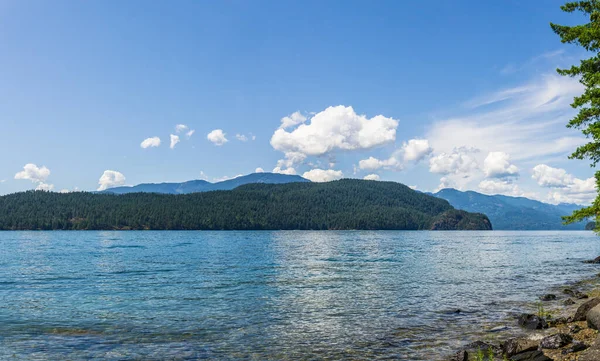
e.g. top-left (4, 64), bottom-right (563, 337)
top-left (0, 179), bottom-right (492, 231)
top-left (448, 258), bottom-right (600, 361)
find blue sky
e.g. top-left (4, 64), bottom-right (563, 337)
top-left (0, 0), bottom-right (596, 204)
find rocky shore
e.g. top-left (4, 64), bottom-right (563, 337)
top-left (449, 259), bottom-right (600, 361)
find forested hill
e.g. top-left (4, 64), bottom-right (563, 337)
top-left (0, 180), bottom-right (491, 231)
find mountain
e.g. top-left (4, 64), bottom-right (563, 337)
top-left (102, 172), bottom-right (310, 194)
top-left (0, 180), bottom-right (491, 231)
top-left (433, 188), bottom-right (587, 230)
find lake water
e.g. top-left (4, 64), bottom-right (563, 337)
top-left (1, 231), bottom-right (600, 360)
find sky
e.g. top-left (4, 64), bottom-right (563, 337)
top-left (0, 0), bottom-right (596, 204)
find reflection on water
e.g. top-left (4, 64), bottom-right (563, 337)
top-left (0, 231), bottom-right (599, 360)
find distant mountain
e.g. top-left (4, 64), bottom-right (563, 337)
top-left (433, 188), bottom-right (587, 230)
top-left (102, 172), bottom-right (310, 194)
top-left (0, 180), bottom-right (491, 231)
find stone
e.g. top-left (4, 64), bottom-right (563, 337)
top-left (547, 317), bottom-right (568, 327)
top-left (561, 341), bottom-right (588, 354)
top-left (583, 256), bottom-right (600, 264)
top-left (563, 298), bottom-right (576, 306)
top-left (577, 292), bottom-right (590, 299)
top-left (518, 314), bottom-right (548, 330)
top-left (509, 350), bottom-right (553, 361)
top-left (564, 288), bottom-right (576, 296)
top-left (540, 333), bottom-right (573, 349)
top-left (569, 324), bottom-right (583, 334)
top-left (572, 298), bottom-right (600, 321)
top-left (579, 335), bottom-right (600, 361)
top-left (587, 304), bottom-right (600, 330)
top-left (540, 294), bottom-right (557, 301)
top-left (450, 350), bottom-right (468, 361)
top-left (502, 338), bottom-right (539, 357)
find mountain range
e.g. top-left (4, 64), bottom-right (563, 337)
top-left (433, 188), bottom-right (585, 230)
top-left (101, 172), bottom-right (587, 230)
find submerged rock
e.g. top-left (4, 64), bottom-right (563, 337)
top-left (502, 338), bottom-right (538, 357)
top-left (450, 350), bottom-right (468, 361)
top-left (509, 350), bottom-right (553, 361)
top-left (572, 298), bottom-right (600, 321)
top-left (539, 333), bottom-right (572, 349)
top-left (540, 294), bottom-right (557, 301)
top-left (518, 314), bottom-right (548, 330)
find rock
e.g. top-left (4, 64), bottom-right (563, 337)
top-left (587, 304), bottom-right (600, 330)
top-left (510, 350), bottom-right (553, 361)
top-left (518, 314), bottom-right (548, 330)
top-left (540, 294), bottom-right (557, 301)
top-left (564, 288), bottom-right (576, 296)
top-left (450, 350), bottom-right (468, 361)
top-left (577, 292), bottom-right (590, 299)
top-left (488, 325), bottom-right (509, 333)
top-left (572, 298), bottom-right (600, 321)
top-left (569, 324), bottom-right (583, 334)
top-left (540, 333), bottom-right (573, 349)
top-left (563, 298), bottom-right (576, 306)
top-left (548, 317), bottom-right (568, 327)
top-left (561, 341), bottom-right (588, 354)
top-left (579, 335), bottom-right (600, 361)
top-left (583, 256), bottom-right (600, 264)
top-left (502, 338), bottom-right (539, 357)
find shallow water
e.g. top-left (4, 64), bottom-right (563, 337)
top-left (0, 231), bottom-right (599, 360)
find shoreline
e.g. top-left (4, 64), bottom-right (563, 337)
top-left (448, 264), bottom-right (600, 361)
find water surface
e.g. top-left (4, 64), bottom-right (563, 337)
top-left (1, 231), bottom-right (599, 360)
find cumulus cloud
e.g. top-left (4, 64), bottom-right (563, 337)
top-left (255, 167), bottom-right (265, 173)
top-left (531, 164), bottom-right (596, 204)
top-left (186, 129), bottom-right (195, 139)
top-left (140, 136), bottom-right (161, 149)
top-left (532, 164), bottom-right (573, 187)
top-left (358, 156), bottom-right (401, 171)
top-left (280, 111), bottom-right (307, 129)
top-left (429, 147), bottom-right (479, 175)
top-left (363, 174), bottom-right (380, 181)
top-left (478, 179), bottom-right (520, 195)
top-left (35, 183), bottom-right (54, 191)
top-left (97, 170), bottom-right (126, 191)
top-left (273, 166), bottom-right (297, 175)
top-left (483, 152), bottom-right (519, 179)
top-left (271, 105), bottom-right (398, 157)
top-left (302, 169), bottom-right (343, 182)
top-left (15, 164), bottom-right (51, 183)
top-left (236, 134), bottom-right (248, 142)
top-left (403, 139), bottom-right (432, 162)
top-left (207, 129), bottom-right (228, 146)
top-left (170, 134), bottom-right (180, 149)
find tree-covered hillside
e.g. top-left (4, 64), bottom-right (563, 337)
top-left (0, 179), bottom-right (491, 231)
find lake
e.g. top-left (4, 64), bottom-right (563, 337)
top-left (1, 231), bottom-right (599, 360)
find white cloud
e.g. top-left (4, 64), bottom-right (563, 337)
top-left (302, 169), bottom-right (343, 182)
top-left (358, 156), bottom-right (401, 171)
top-left (207, 129), bottom-right (228, 146)
top-left (140, 136), bottom-right (161, 149)
top-left (175, 124), bottom-right (189, 133)
top-left (478, 179), bottom-right (520, 195)
top-left (272, 166), bottom-right (297, 175)
top-left (97, 170), bottom-right (126, 191)
top-left (170, 134), bottom-right (180, 149)
top-left (279, 111), bottom-right (307, 129)
top-left (213, 174), bottom-right (243, 182)
top-left (403, 139), bottom-right (432, 162)
top-left (271, 105), bottom-right (398, 157)
top-left (532, 164), bottom-right (573, 187)
top-left (198, 171), bottom-right (209, 181)
top-left (409, 185), bottom-right (418, 190)
top-left (186, 129), bottom-right (195, 139)
top-left (35, 183), bottom-right (54, 191)
top-left (427, 73), bottom-right (585, 163)
top-left (276, 152), bottom-right (307, 169)
top-left (429, 147), bottom-right (479, 175)
top-left (483, 152), bottom-right (519, 179)
top-left (15, 164), bottom-right (50, 183)
top-left (0, 180), bottom-right (5, 183)
top-left (255, 167), bottom-right (265, 173)
top-left (363, 174), bottom-right (380, 181)
top-left (531, 164), bottom-right (596, 204)
top-left (236, 134), bottom-right (248, 142)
